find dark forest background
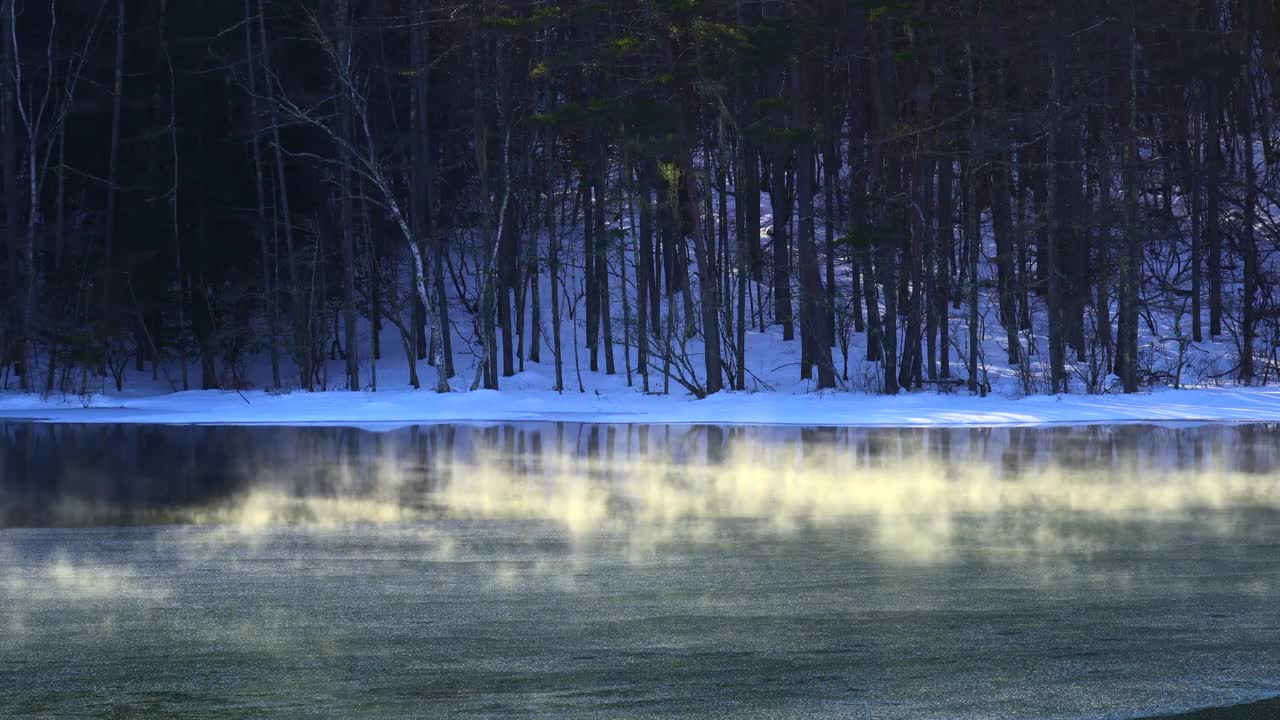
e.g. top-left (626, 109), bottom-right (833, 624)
top-left (2, 0), bottom-right (1277, 397)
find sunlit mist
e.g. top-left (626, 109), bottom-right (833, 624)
top-left (144, 435), bottom-right (1280, 568)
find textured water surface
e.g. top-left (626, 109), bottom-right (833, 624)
top-left (1, 422), bottom-right (1278, 719)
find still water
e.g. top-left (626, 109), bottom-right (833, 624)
top-left (1, 422), bottom-right (1278, 719)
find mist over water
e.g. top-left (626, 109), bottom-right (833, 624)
top-left (1, 422), bottom-right (1278, 718)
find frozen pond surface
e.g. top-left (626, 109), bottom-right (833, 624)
top-left (1, 422), bottom-right (1278, 719)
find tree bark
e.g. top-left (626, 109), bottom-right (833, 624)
top-left (547, 130), bottom-right (564, 392)
top-left (102, 0), bottom-right (126, 371)
top-left (1046, 32), bottom-right (1066, 393)
top-left (1, 0), bottom-right (21, 387)
top-left (595, 156), bottom-right (616, 375)
top-left (1238, 25), bottom-right (1257, 383)
top-left (335, 0), bottom-right (359, 391)
top-left (257, 0), bottom-right (308, 389)
top-left (965, 41), bottom-right (980, 394)
top-left (794, 60), bottom-right (829, 386)
top-left (936, 156), bottom-right (952, 378)
top-left (1120, 4), bottom-right (1141, 393)
top-left (245, 0), bottom-right (280, 389)
top-left (1205, 18), bottom-right (1222, 340)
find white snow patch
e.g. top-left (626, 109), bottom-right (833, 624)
top-left (0, 382), bottom-right (1277, 428)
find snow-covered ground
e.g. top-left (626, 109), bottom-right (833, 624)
top-left (2, 178), bottom-right (1275, 428)
top-left (3, 296), bottom-right (1278, 428)
top-left (2, 368), bottom-right (1278, 427)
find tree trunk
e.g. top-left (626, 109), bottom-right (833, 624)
top-left (595, 161), bottom-right (616, 375)
top-left (794, 62), bottom-right (826, 385)
top-left (1120, 5), bottom-right (1140, 393)
top-left (822, 106), bottom-right (838, 355)
top-left (769, 154), bottom-right (794, 342)
top-left (1206, 44), bottom-right (1222, 339)
top-left (547, 130), bottom-right (564, 393)
top-left (1, 0), bottom-right (21, 388)
top-left (335, 0), bottom-right (359, 391)
top-left (684, 151), bottom-right (722, 395)
top-left (877, 211), bottom-right (898, 395)
top-left (925, 162), bottom-right (938, 382)
top-left (245, 0), bottom-right (280, 389)
top-left (102, 0), bottom-right (126, 371)
top-left (1238, 41), bottom-right (1257, 383)
top-left (526, 153), bottom-right (540, 366)
top-left (636, 167), bottom-right (652, 391)
top-left (160, 0), bottom-right (187, 390)
top-left (499, 214), bottom-right (515, 378)
top-left (584, 172), bottom-right (599, 372)
top-left (899, 155), bottom-right (925, 391)
top-left (1190, 90), bottom-right (1203, 344)
top-left (964, 42), bottom-right (980, 394)
top-left (936, 156), bottom-right (952, 378)
top-left (257, 0), bottom-right (308, 389)
top-left (735, 194), bottom-right (747, 391)
top-left (1046, 37), bottom-right (1066, 393)
top-left (421, 2), bottom-right (453, 380)
top-left (990, 65), bottom-right (1019, 366)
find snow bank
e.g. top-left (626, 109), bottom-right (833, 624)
top-left (1, 383), bottom-right (1277, 428)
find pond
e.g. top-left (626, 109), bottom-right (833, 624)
top-left (1, 421), bottom-right (1278, 719)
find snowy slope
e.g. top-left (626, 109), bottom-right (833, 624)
top-left (2, 376), bottom-right (1278, 427)
top-left (1, 173), bottom-right (1275, 427)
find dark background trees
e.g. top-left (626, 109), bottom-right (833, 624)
top-left (2, 0), bottom-right (1277, 397)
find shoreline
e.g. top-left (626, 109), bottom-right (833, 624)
top-left (0, 385), bottom-right (1278, 428)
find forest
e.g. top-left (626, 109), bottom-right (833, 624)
top-left (1, 0), bottom-right (1278, 399)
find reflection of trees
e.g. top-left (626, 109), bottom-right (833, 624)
top-left (1, 422), bottom-right (1277, 529)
